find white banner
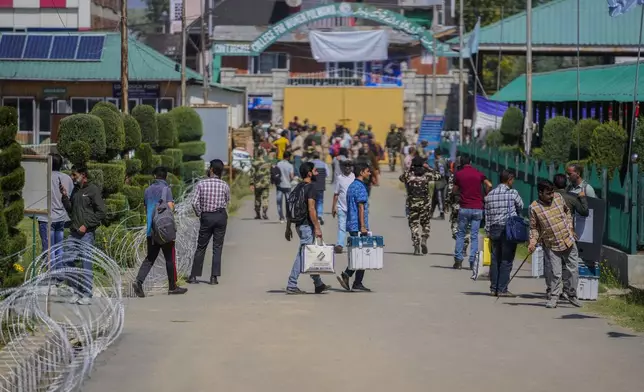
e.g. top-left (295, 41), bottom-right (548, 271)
top-left (309, 30), bottom-right (389, 63)
top-left (170, 0), bottom-right (183, 22)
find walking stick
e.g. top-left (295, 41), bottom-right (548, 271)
top-left (495, 249), bottom-right (534, 302)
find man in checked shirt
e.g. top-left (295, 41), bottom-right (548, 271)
top-left (188, 159), bottom-right (231, 285)
top-left (484, 170), bottom-right (523, 296)
top-left (528, 179), bottom-right (582, 309)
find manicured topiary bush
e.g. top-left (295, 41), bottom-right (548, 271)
top-left (93, 101), bottom-right (119, 113)
top-left (135, 143), bottom-right (155, 174)
top-left (91, 106), bottom-right (125, 159)
top-left (123, 113), bottom-right (142, 153)
top-left (161, 148), bottom-right (183, 172)
top-left (572, 119), bottom-right (600, 159)
top-left (157, 112), bottom-right (178, 149)
top-left (67, 141), bottom-right (91, 167)
top-left (58, 114), bottom-right (106, 160)
top-left (159, 155), bottom-right (174, 169)
top-left (88, 169), bottom-right (104, 190)
top-left (0, 106), bottom-right (27, 285)
top-left (542, 116), bottom-right (574, 164)
top-left (172, 106), bottom-right (203, 143)
top-left (485, 129), bottom-right (503, 148)
top-left (131, 105), bottom-right (158, 147)
top-left (500, 107), bottom-right (524, 145)
top-left (590, 121), bottom-right (627, 174)
top-left (88, 162), bottom-right (126, 195)
top-left (151, 155), bottom-right (162, 168)
top-left (131, 174), bottom-right (154, 187)
top-left (122, 185), bottom-right (145, 210)
top-left (181, 160), bottom-right (206, 179)
top-left (124, 158), bottom-right (142, 177)
top-left (178, 141), bottom-right (207, 159)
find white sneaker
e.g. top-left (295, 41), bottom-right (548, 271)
top-left (279, 219), bottom-right (285, 224)
top-left (76, 297), bottom-right (92, 306)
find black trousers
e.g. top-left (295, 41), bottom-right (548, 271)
top-left (136, 237), bottom-right (177, 290)
top-left (191, 210), bottom-right (228, 278)
top-left (344, 231), bottom-right (365, 285)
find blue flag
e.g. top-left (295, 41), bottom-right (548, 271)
top-left (607, 0), bottom-right (644, 16)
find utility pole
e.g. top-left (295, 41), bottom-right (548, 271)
top-left (201, 0), bottom-right (209, 103)
top-left (525, 0), bottom-right (533, 155)
top-left (431, 5), bottom-right (437, 114)
top-left (458, 0), bottom-right (464, 143)
top-left (180, 0), bottom-right (187, 106)
top-left (120, 0), bottom-right (129, 113)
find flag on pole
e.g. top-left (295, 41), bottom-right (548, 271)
top-left (467, 18), bottom-right (481, 55)
top-left (607, 0), bottom-right (644, 17)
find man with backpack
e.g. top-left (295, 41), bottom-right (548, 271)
top-left (284, 162), bottom-right (332, 295)
top-left (275, 151), bottom-right (295, 223)
top-left (133, 167), bottom-right (187, 297)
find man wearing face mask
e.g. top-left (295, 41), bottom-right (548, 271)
top-left (60, 166), bottom-right (106, 305)
top-left (565, 164), bottom-right (596, 198)
top-left (331, 159), bottom-right (355, 254)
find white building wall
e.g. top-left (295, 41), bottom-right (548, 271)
top-left (0, 0), bottom-right (117, 31)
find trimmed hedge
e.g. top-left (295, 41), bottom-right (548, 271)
top-left (166, 172), bottom-right (184, 199)
top-left (171, 106), bottom-right (203, 142)
top-left (58, 114), bottom-right (107, 160)
top-left (178, 141), bottom-right (207, 159)
top-left (0, 142), bottom-right (22, 174)
top-left (67, 141), bottom-right (91, 167)
top-left (122, 185), bottom-right (145, 210)
top-left (572, 119), bottom-right (600, 158)
top-left (132, 105), bottom-right (158, 146)
top-left (161, 148), bottom-right (183, 170)
top-left (0, 106), bottom-right (18, 146)
top-left (157, 112), bottom-right (178, 149)
top-left (542, 116), bottom-right (574, 165)
top-left (181, 160), bottom-right (206, 181)
top-left (88, 169), bottom-right (104, 190)
top-left (3, 199), bottom-right (24, 229)
top-left (124, 158), bottom-right (142, 176)
top-left (151, 155), bottom-right (162, 169)
top-left (500, 107), bottom-right (524, 145)
top-left (93, 101), bottom-right (119, 113)
top-left (88, 162), bottom-right (126, 195)
top-left (91, 106), bottom-right (125, 158)
top-left (135, 143), bottom-right (155, 174)
top-left (0, 166), bottom-right (25, 193)
top-left (159, 154), bottom-right (174, 169)
top-left (131, 174), bottom-right (154, 187)
top-left (590, 121), bottom-right (627, 174)
top-left (485, 129), bottom-right (503, 148)
top-left (123, 113), bottom-right (142, 152)
top-left (105, 193), bottom-right (129, 223)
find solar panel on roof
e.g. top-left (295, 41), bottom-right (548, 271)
top-left (0, 35), bottom-right (27, 59)
top-left (23, 35), bottom-right (53, 59)
top-left (76, 35), bottom-right (105, 60)
top-left (49, 36), bottom-right (79, 60)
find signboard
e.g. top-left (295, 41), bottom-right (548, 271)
top-left (575, 197), bottom-right (607, 263)
top-left (248, 96), bottom-right (272, 110)
top-left (287, 78), bottom-right (362, 86)
top-left (212, 43), bottom-right (256, 56)
top-left (22, 156), bottom-right (49, 217)
top-left (112, 83), bottom-right (160, 99)
top-left (418, 114), bottom-right (444, 166)
top-left (365, 60), bottom-right (403, 86)
top-left (170, 0), bottom-right (182, 21)
top-left (43, 87), bottom-right (66, 98)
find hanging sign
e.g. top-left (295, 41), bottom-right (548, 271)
top-left (418, 114), bottom-right (444, 166)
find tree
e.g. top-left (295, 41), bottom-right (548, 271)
top-left (145, 0), bottom-right (169, 28)
top-left (541, 116), bottom-right (574, 164)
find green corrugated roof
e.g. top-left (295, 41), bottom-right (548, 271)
top-left (490, 61), bottom-right (644, 102)
top-left (0, 32), bottom-right (202, 82)
top-left (448, 0), bottom-right (643, 49)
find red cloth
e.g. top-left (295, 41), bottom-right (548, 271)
top-left (454, 165), bottom-right (486, 210)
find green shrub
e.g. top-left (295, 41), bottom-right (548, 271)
top-left (122, 185), bottom-right (145, 209)
top-left (567, 159), bottom-right (591, 169)
top-left (0, 142), bottom-right (21, 173)
top-left (88, 169), bottom-right (104, 190)
top-left (67, 141), bottom-right (91, 167)
top-left (161, 148), bottom-right (183, 170)
top-left (178, 141), bottom-right (206, 159)
top-left (0, 166), bottom-right (25, 193)
top-left (632, 118), bottom-right (644, 161)
top-left (166, 172), bottom-right (184, 199)
top-left (124, 158), bottom-right (142, 176)
top-left (181, 160), bottom-right (206, 180)
top-left (485, 130), bottom-right (503, 148)
top-left (3, 199), bottom-right (24, 228)
top-left (542, 116), bottom-right (574, 164)
top-left (171, 106), bottom-right (203, 142)
top-left (0, 106), bottom-right (18, 146)
top-left (590, 121), bottom-right (627, 173)
top-left (159, 154), bottom-right (174, 169)
top-left (122, 113), bottom-right (142, 152)
top-left (499, 145), bottom-right (521, 154)
top-left (131, 174), bottom-right (154, 187)
top-left (500, 107), bottom-right (524, 145)
top-left (88, 162), bottom-right (126, 195)
top-left (151, 155), bottom-right (162, 169)
top-left (157, 112), bottom-right (178, 149)
top-left (105, 193), bottom-right (129, 222)
top-left (531, 147), bottom-right (545, 161)
top-left (131, 105), bottom-right (158, 146)
top-left (572, 119), bottom-right (600, 158)
top-left (58, 114), bottom-right (106, 160)
top-left (135, 143), bottom-right (155, 174)
top-left (92, 101), bottom-right (119, 113)
top-left (91, 106), bottom-right (125, 158)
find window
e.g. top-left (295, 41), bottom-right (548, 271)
top-left (326, 62), bottom-right (365, 78)
top-left (158, 98), bottom-right (174, 112)
top-left (141, 98), bottom-right (157, 110)
top-left (39, 100), bottom-right (53, 136)
top-left (106, 98), bottom-right (119, 107)
top-left (250, 52), bottom-right (288, 74)
top-left (2, 97), bottom-right (35, 135)
top-left (71, 98), bottom-right (88, 113)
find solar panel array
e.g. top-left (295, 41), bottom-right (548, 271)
top-left (0, 34), bottom-right (106, 61)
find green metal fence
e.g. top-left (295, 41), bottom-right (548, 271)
top-left (446, 143), bottom-right (639, 255)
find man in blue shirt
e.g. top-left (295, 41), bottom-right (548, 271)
top-left (337, 162), bottom-right (372, 292)
top-left (133, 167), bottom-right (188, 297)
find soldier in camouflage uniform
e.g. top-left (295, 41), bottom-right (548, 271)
top-left (249, 149), bottom-right (272, 220)
top-left (400, 156), bottom-right (442, 255)
top-left (445, 160), bottom-right (470, 255)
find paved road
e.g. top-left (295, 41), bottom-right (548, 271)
top-left (84, 172), bottom-right (644, 392)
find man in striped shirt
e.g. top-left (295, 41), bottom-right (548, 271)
top-left (189, 160), bottom-right (231, 285)
top-left (528, 180), bottom-right (582, 309)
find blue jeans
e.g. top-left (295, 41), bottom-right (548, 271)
top-left (65, 231), bottom-right (96, 297)
top-left (38, 221), bottom-right (66, 270)
top-left (276, 186), bottom-right (290, 220)
top-left (287, 225), bottom-right (324, 289)
top-left (455, 208), bottom-right (483, 266)
top-left (315, 190), bottom-right (324, 219)
top-left (336, 209), bottom-right (347, 247)
top-left (488, 226), bottom-right (518, 293)
top-left (294, 156), bottom-right (302, 177)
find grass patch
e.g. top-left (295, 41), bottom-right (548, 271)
top-left (227, 174), bottom-right (251, 215)
top-left (587, 291), bottom-right (644, 332)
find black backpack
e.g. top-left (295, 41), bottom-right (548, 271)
top-left (286, 182), bottom-right (309, 224)
top-left (270, 165), bottom-right (282, 185)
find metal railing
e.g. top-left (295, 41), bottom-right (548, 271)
top-left (288, 69), bottom-right (403, 87)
